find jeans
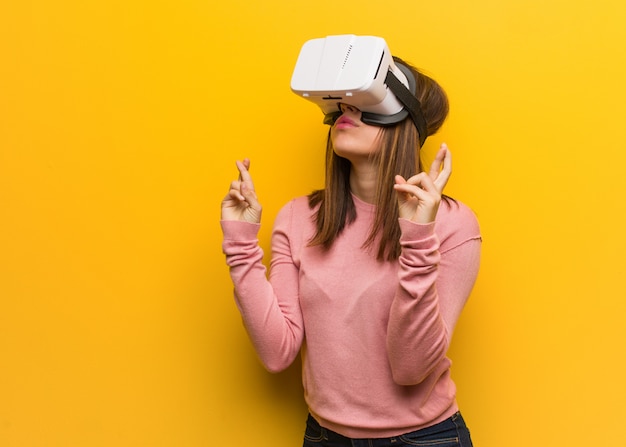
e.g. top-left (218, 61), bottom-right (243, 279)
top-left (302, 412), bottom-right (473, 447)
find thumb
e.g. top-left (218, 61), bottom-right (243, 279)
top-left (241, 182), bottom-right (261, 210)
top-left (394, 174), bottom-right (407, 185)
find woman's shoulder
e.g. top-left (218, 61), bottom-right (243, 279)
top-left (273, 195), bottom-right (316, 230)
top-left (435, 198), bottom-right (482, 252)
top-left (276, 195), bottom-right (315, 218)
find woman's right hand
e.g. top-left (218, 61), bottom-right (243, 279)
top-left (221, 158), bottom-right (262, 223)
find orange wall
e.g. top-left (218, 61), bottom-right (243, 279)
top-left (2, 1), bottom-right (626, 446)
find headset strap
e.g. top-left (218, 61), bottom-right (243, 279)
top-left (385, 70), bottom-right (428, 146)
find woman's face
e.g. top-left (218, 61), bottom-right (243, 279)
top-left (330, 104), bottom-right (381, 162)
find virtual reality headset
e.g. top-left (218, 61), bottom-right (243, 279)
top-left (290, 34), bottom-right (428, 146)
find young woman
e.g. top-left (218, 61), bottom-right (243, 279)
top-left (221, 57), bottom-right (481, 447)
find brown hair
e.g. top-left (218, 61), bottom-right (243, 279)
top-left (308, 58), bottom-right (450, 261)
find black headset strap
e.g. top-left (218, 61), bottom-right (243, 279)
top-left (385, 68), bottom-right (428, 146)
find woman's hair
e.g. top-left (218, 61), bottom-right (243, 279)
top-left (308, 57), bottom-right (450, 262)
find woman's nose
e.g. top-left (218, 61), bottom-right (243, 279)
top-left (339, 103), bottom-right (360, 114)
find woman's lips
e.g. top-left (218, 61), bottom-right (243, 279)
top-left (335, 116), bottom-right (357, 129)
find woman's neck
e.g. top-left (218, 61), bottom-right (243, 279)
top-left (349, 161), bottom-right (378, 204)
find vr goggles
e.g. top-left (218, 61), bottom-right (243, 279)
top-left (290, 34), bottom-right (428, 146)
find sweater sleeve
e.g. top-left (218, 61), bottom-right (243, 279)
top-left (386, 206), bottom-right (481, 386)
top-left (220, 203), bottom-right (304, 373)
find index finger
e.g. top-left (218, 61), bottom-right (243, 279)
top-left (236, 158), bottom-right (253, 183)
top-left (428, 145), bottom-right (446, 178)
top-left (433, 146), bottom-right (452, 190)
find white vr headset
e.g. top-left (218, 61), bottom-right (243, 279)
top-left (290, 34), bottom-right (428, 145)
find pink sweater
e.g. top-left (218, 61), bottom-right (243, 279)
top-left (221, 194), bottom-right (481, 438)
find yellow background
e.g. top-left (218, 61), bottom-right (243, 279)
top-left (2, 1), bottom-right (625, 446)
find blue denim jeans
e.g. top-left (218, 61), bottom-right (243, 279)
top-left (303, 412), bottom-right (473, 447)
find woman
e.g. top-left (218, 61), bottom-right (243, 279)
top-left (221, 57), bottom-right (481, 447)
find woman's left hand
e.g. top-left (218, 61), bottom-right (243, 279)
top-left (393, 143), bottom-right (452, 224)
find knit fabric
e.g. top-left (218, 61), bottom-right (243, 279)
top-left (221, 194), bottom-right (481, 438)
